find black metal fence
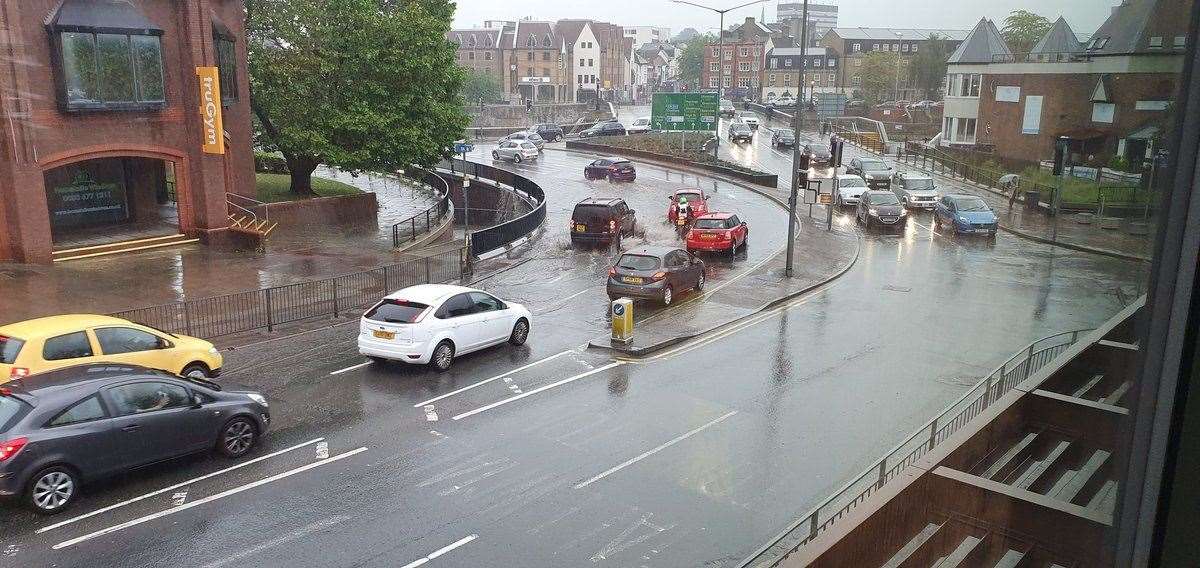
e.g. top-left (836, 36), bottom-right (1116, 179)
top-left (392, 166), bottom-right (453, 248)
top-left (440, 157), bottom-right (547, 258)
top-left (110, 246), bottom-right (467, 339)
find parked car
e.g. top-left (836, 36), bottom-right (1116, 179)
top-left (834, 174), bottom-right (869, 206)
top-left (579, 121), bottom-right (627, 138)
top-left (0, 315), bottom-right (223, 382)
top-left (891, 172), bottom-right (939, 209)
top-left (855, 190), bottom-right (907, 231)
top-left (668, 188), bottom-right (709, 223)
top-left (607, 246), bottom-right (705, 306)
top-left (803, 143), bottom-right (832, 166)
top-left (584, 157), bottom-right (636, 182)
top-left (627, 117), bottom-right (652, 134)
top-left (532, 123), bottom-right (564, 142)
top-left (771, 96), bottom-right (796, 108)
top-left (934, 195), bottom-right (998, 238)
top-left (492, 140), bottom-right (539, 163)
top-left (910, 100), bottom-right (937, 111)
top-left (741, 116), bottom-right (760, 130)
top-left (0, 365), bottom-right (269, 513)
top-left (846, 156), bottom-right (894, 189)
top-left (728, 122), bottom-right (753, 143)
top-left (499, 131), bottom-right (544, 151)
top-left (771, 127), bottom-right (796, 148)
top-left (570, 197), bottom-right (637, 245)
top-left (686, 213), bottom-right (748, 256)
top-left (357, 284), bottom-right (531, 372)
top-left (719, 99), bottom-right (736, 118)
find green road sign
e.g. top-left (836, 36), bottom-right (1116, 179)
top-left (651, 93), bottom-right (718, 131)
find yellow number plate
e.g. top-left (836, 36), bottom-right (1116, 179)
top-left (622, 276), bottom-right (644, 284)
top-left (372, 330), bottom-right (395, 340)
top-left (575, 224), bottom-right (586, 232)
top-left (700, 234), bottom-right (717, 240)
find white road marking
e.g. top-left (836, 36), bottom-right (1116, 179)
top-left (424, 405), bottom-right (439, 421)
top-left (201, 515), bottom-right (352, 568)
top-left (575, 411), bottom-right (738, 489)
top-left (315, 441), bottom-right (330, 460)
top-left (412, 350), bottom-right (574, 407)
top-left (399, 534), bottom-right (479, 568)
top-left (170, 491), bottom-right (188, 507)
top-left (329, 360), bottom-right (372, 375)
top-left (452, 362), bottom-right (625, 420)
top-left (52, 447), bottom-right (368, 550)
top-left (37, 437), bottom-right (326, 534)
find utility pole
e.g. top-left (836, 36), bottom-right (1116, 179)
top-left (785, 0), bottom-right (810, 277)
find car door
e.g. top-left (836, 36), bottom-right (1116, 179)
top-left (683, 251), bottom-right (704, 288)
top-left (38, 330), bottom-right (101, 373)
top-left (436, 293), bottom-right (488, 352)
top-left (39, 392), bottom-right (126, 480)
top-left (935, 197), bottom-right (951, 224)
top-left (104, 380), bottom-right (210, 466)
top-left (728, 215), bottom-right (746, 245)
top-left (847, 158), bottom-right (861, 176)
top-left (614, 201), bottom-right (633, 233)
top-left (469, 292), bottom-right (512, 346)
top-left (92, 326), bottom-right (176, 373)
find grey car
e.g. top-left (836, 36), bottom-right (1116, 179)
top-left (500, 131), bottom-right (544, 151)
top-left (771, 128), bottom-right (796, 148)
top-left (607, 246), bottom-right (705, 306)
top-left (855, 190), bottom-right (907, 231)
top-left (847, 157), bottom-right (894, 189)
top-left (0, 364), bottom-right (270, 514)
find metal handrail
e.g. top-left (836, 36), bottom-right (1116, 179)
top-left (391, 166), bottom-right (452, 248)
top-left (226, 193), bottom-right (268, 227)
top-left (738, 328), bottom-right (1093, 568)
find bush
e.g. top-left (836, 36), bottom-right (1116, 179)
top-left (255, 151), bottom-right (289, 174)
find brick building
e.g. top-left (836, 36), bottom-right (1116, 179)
top-left (447, 26), bottom-right (506, 98)
top-left (0, 0), bottom-right (254, 263)
top-left (702, 17), bottom-right (773, 99)
top-left (762, 47), bottom-right (840, 102)
top-left (822, 27), bottom-right (968, 100)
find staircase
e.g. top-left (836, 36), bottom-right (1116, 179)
top-left (52, 234), bottom-right (199, 262)
top-left (227, 194), bottom-right (278, 237)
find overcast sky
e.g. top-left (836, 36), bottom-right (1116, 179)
top-left (451, 0), bottom-right (1115, 36)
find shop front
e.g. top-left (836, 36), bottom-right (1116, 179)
top-left (43, 157), bottom-right (180, 249)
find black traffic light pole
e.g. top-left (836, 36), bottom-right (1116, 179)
top-left (785, 0), bottom-right (810, 277)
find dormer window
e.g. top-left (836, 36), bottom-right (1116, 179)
top-left (542, 34), bottom-right (552, 47)
top-left (49, 0), bottom-right (166, 111)
top-left (467, 35), bottom-right (477, 47)
top-left (526, 34), bottom-right (536, 48)
top-left (1148, 36), bottom-right (1163, 49)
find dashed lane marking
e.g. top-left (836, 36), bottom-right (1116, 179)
top-left (452, 362), bottom-right (625, 420)
top-left (399, 534), bottom-right (479, 568)
top-left (574, 411), bottom-right (738, 489)
top-left (412, 350), bottom-right (574, 408)
top-left (329, 361), bottom-right (372, 375)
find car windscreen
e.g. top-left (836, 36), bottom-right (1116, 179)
top-left (776, 129), bottom-right (794, 136)
top-left (953, 197), bottom-right (990, 212)
top-left (0, 335), bottom-right (24, 364)
top-left (904, 178), bottom-right (934, 190)
top-left (677, 192), bottom-right (702, 201)
top-left (809, 145), bottom-right (830, 156)
top-left (612, 161), bottom-right (632, 169)
top-left (693, 218), bottom-right (726, 229)
top-left (365, 299), bottom-right (430, 324)
top-left (0, 395), bottom-right (30, 433)
top-left (839, 177), bottom-right (866, 187)
top-left (861, 160), bottom-right (888, 171)
top-left (573, 205), bottom-right (613, 223)
top-left (731, 125), bottom-right (750, 133)
top-left (868, 193), bottom-right (901, 205)
top-left (617, 254), bottom-right (660, 271)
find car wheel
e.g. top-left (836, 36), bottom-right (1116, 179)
top-left (217, 417), bottom-right (258, 458)
top-left (662, 286), bottom-right (674, 306)
top-left (492, 151), bottom-right (500, 160)
top-left (514, 154), bottom-right (523, 163)
top-left (26, 466), bottom-right (78, 515)
top-left (181, 363), bottom-right (210, 379)
top-left (431, 341), bottom-right (455, 372)
top-left (509, 319), bottom-right (530, 346)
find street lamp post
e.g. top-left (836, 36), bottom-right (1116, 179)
top-left (784, 0), bottom-right (811, 277)
top-left (893, 32), bottom-right (904, 101)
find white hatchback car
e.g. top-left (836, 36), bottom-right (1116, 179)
top-left (357, 284), bottom-right (532, 371)
top-left (835, 174), bottom-right (869, 206)
top-left (741, 116), bottom-right (760, 129)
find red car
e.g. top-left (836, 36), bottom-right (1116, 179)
top-left (667, 188), bottom-right (709, 223)
top-left (686, 213), bottom-right (748, 255)
top-left (584, 157), bottom-right (636, 181)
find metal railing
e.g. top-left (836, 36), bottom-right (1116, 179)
top-left (739, 328), bottom-right (1092, 568)
top-left (109, 246), bottom-right (467, 339)
top-left (391, 166), bottom-right (453, 248)
top-left (226, 193), bottom-right (270, 229)
top-left (440, 157), bottom-right (547, 258)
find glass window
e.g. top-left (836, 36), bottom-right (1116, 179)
top-left (61, 32), bottom-right (99, 103)
top-left (43, 332), bottom-right (93, 361)
top-left (0, 335), bottom-right (24, 364)
top-left (96, 34), bottom-right (136, 103)
top-left (58, 32), bottom-right (164, 109)
top-left (49, 396), bottom-right (107, 427)
top-left (95, 327), bottom-right (164, 355)
top-left (436, 294), bottom-right (476, 318)
top-left (470, 292), bottom-right (504, 312)
top-left (107, 382), bottom-right (190, 416)
top-left (365, 300), bottom-right (430, 324)
top-left (132, 35), bottom-right (164, 102)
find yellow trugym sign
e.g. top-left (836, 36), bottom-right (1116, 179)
top-left (196, 66), bottom-right (224, 154)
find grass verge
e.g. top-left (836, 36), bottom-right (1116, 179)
top-left (255, 173), bottom-right (361, 203)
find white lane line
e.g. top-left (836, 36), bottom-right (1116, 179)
top-left (36, 437), bottom-right (326, 534)
top-left (452, 362), bottom-right (624, 420)
top-left (330, 361), bottom-right (372, 375)
top-left (52, 447), bottom-right (368, 550)
top-left (400, 534), bottom-right (479, 568)
top-left (413, 350), bottom-right (574, 407)
top-left (201, 515), bottom-right (352, 568)
top-left (575, 411), bottom-right (738, 489)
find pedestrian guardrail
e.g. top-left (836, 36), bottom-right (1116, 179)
top-left (392, 166), bottom-right (452, 248)
top-left (110, 246), bottom-right (467, 339)
top-left (440, 157), bottom-right (547, 259)
top-left (738, 328), bottom-right (1092, 568)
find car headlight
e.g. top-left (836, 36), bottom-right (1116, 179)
top-left (209, 346), bottom-right (220, 355)
top-left (899, 208), bottom-right (908, 216)
top-left (958, 216), bottom-right (971, 224)
top-left (868, 207), bottom-right (879, 216)
top-left (246, 393), bottom-right (269, 407)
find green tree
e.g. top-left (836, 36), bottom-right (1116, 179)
top-left (461, 69), bottom-right (503, 104)
top-left (860, 52), bottom-right (899, 105)
top-left (912, 33), bottom-right (951, 100)
top-left (247, 0), bottom-right (467, 195)
top-left (1001, 10), bottom-right (1052, 54)
top-left (677, 33), bottom-right (716, 89)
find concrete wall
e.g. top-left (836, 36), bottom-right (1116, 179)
top-left (261, 193), bottom-right (379, 226)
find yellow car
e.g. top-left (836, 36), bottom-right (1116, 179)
top-left (0, 315), bottom-right (223, 382)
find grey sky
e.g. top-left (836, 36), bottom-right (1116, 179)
top-left (451, 0), bottom-right (1115, 36)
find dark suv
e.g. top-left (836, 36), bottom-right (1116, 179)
top-left (0, 365), bottom-right (270, 514)
top-left (570, 198), bottom-right (636, 246)
top-left (533, 123), bottom-right (564, 142)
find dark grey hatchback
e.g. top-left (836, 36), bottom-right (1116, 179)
top-left (606, 246), bottom-right (706, 306)
top-left (0, 364), bottom-right (269, 514)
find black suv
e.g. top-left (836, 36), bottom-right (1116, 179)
top-left (533, 123), bottom-right (564, 142)
top-left (570, 198), bottom-right (636, 245)
top-left (580, 121), bottom-right (627, 138)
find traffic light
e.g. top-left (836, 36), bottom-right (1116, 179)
top-left (526, 99), bottom-right (533, 112)
top-left (831, 138), bottom-right (844, 167)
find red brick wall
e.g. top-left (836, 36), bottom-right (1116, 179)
top-left (702, 41), bottom-right (763, 92)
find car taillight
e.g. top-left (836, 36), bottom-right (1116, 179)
top-left (651, 271), bottom-right (667, 281)
top-left (9, 367), bottom-right (28, 379)
top-left (722, 231), bottom-right (731, 240)
top-left (0, 437), bottom-right (27, 462)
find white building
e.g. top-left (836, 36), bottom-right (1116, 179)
top-left (622, 26), bottom-right (671, 50)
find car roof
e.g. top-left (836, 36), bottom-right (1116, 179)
top-left (837, 174), bottom-right (864, 180)
top-left (698, 212), bottom-right (734, 219)
top-left (576, 197), bottom-right (623, 206)
top-left (898, 172), bottom-right (932, 179)
top-left (10, 364), bottom-right (172, 399)
top-left (0, 314), bottom-right (134, 339)
top-left (384, 284), bottom-right (477, 304)
top-left (947, 194), bottom-right (986, 200)
top-left (674, 188), bottom-right (703, 195)
top-left (622, 246), bottom-right (679, 257)
top-left (598, 156), bottom-right (627, 162)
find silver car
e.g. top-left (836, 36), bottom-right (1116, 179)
top-left (492, 140), bottom-right (539, 163)
top-left (500, 131), bottom-right (544, 152)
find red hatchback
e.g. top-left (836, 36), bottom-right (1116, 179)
top-left (667, 188), bottom-right (709, 223)
top-left (584, 157), bottom-right (636, 182)
top-left (686, 213), bottom-right (748, 255)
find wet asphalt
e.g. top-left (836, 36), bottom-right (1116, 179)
top-left (0, 127), bottom-right (1146, 568)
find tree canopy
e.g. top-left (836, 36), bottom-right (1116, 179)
top-left (677, 33), bottom-right (716, 89)
top-left (912, 34), bottom-right (951, 100)
top-left (461, 69), bottom-right (503, 104)
top-left (247, 0), bottom-right (467, 195)
top-left (860, 52), bottom-right (900, 104)
top-left (1001, 10), bottom-right (1053, 54)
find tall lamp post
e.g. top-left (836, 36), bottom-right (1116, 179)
top-left (893, 31), bottom-right (904, 101)
top-left (785, 0), bottom-right (810, 277)
top-left (671, 0), bottom-right (766, 158)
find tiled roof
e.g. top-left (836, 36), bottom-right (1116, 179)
top-left (830, 27), bottom-right (969, 41)
top-left (947, 19), bottom-right (1012, 64)
top-left (1029, 17), bottom-right (1084, 56)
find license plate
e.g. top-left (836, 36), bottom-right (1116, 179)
top-left (372, 330), bottom-right (395, 340)
top-left (881, 217), bottom-right (897, 223)
top-left (575, 224), bottom-right (586, 232)
top-left (677, 218), bottom-right (687, 226)
top-left (622, 276), bottom-right (644, 284)
top-left (700, 234), bottom-right (717, 240)
top-left (974, 228), bottom-right (992, 233)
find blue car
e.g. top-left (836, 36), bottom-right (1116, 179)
top-left (934, 194), bottom-right (998, 238)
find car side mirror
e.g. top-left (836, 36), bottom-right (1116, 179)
top-left (191, 394), bottom-right (204, 408)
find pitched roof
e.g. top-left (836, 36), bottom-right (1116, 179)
top-left (947, 19), bottom-right (1011, 64)
top-left (513, 21), bottom-right (555, 48)
top-left (1085, 0), bottom-right (1185, 56)
top-left (447, 29), bottom-right (501, 48)
top-left (769, 47), bottom-right (831, 57)
top-left (555, 19), bottom-right (590, 46)
top-left (1029, 17), bottom-right (1083, 56)
top-left (830, 27), bottom-right (969, 41)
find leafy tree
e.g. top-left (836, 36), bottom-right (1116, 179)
top-left (912, 33), bottom-right (951, 100)
top-left (1001, 10), bottom-right (1052, 54)
top-left (677, 33), bottom-right (716, 89)
top-left (461, 69), bottom-right (503, 104)
top-left (673, 28), bottom-right (700, 43)
top-left (860, 52), bottom-right (899, 104)
top-left (246, 0), bottom-right (467, 195)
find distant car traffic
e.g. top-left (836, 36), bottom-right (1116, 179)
top-left (607, 247), bottom-right (706, 306)
top-left (728, 122), bottom-right (753, 143)
top-left (835, 174), bottom-right (869, 206)
top-left (855, 190), bottom-right (907, 231)
top-left (771, 127), bottom-right (796, 148)
top-left (719, 99), bottom-right (736, 117)
top-left (668, 188), bottom-right (709, 223)
top-left (500, 131), bottom-right (544, 151)
top-left (579, 121), bottom-right (627, 138)
top-left (0, 314), bottom-right (223, 382)
top-left (686, 213), bottom-right (748, 256)
top-left (891, 172), bottom-right (939, 209)
top-left (847, 156), bottom-right (894, 189)
top-left (357, 284), bottom-right (531, 372)
top-left (934, 195), bottom-right (998, 238)
top-left (571, 198), bottom-right (637, 246)
top-left (771, 96), bottom-right (795, 108)
top-left (584, 157), bottom-right (636, 181)
top-left (492, 140), bottom-right (539, 163)
top-left (0, 365), bottom-right (269, 514)
top-left (803, 143), bottom-right (832, 166)
top-left (627, 117), bottom-right (652, 134)
top-left (532, 123), bottom-right (563, 142)
top-left (741, 116), bottom-right (760, 129)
